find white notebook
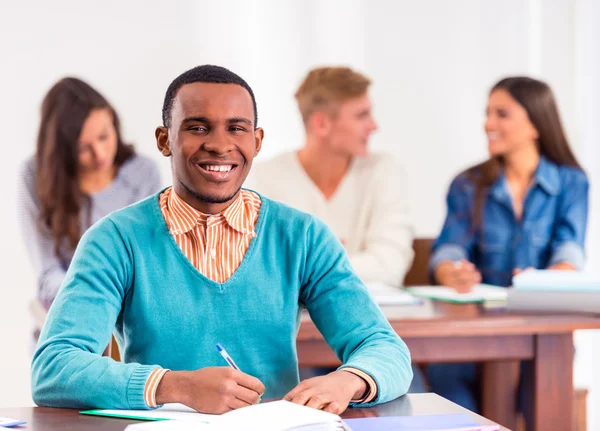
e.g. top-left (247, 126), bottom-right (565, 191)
top-left (123, 400), bottom-right (350, 431)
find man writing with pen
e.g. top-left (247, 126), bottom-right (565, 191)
top-left (31, 65), bottom-right (413, 415)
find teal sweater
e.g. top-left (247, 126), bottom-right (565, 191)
top-left (31, 192), bottom-right (412, 410)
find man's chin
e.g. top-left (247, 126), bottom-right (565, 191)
top-left (199, 193), bottom-right (238, 204)
top-left (180, 180), bottom-right (242, 206)
top-left (193, 187), bottom-right (241, 205)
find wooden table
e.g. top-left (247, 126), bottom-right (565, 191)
top-left (0, 393), bottom-right (508, 430)
top-left (297, 301), bottom-right (600, 431)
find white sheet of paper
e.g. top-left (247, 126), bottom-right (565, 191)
top-left (223, 400), bottom-right (347, 431)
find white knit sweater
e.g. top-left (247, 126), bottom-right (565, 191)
top-left (245, 151), bottom-right (414, 287)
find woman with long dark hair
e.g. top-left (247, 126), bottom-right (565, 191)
top-left (19, 77), bottom-right (162, 316)
top-left (428, 77), bottom-right (589, 411)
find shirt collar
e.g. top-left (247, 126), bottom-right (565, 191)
top-left (221, 191), bottom-right (254, 235)
top-left (489, 174), bottom-right (510, 205)
top-left (168, 188), bottom-right (254, 236)
top-left (489, 155), bottom-right (560, 203)
top-left (533, 156), bottom-right (560, 196)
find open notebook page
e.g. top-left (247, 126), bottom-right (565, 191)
top-left (95, 401), bottom-right (349, 431)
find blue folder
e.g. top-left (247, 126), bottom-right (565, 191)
top-left (344, 413), bottom-right (497, 431)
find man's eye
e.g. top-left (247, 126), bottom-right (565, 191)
top-left (189, 126), bottom-right (207, 132)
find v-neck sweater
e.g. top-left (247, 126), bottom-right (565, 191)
top-left (31, 191), bottom-right (413, 410)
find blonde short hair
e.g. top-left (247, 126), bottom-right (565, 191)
top-left (295, 67), bottom-right (371, 124)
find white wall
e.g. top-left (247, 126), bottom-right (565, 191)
top-left (0, 0), bottom-right (597, 426)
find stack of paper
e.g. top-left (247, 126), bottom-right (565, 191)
top-left (512, 270), bottom-right (600, 291)
top-left (406, 285), bottom-right (507, 304)
top-left (85, 401), bottom-right (350, 431)
top-left (508, 270), bottom-right (600, 313)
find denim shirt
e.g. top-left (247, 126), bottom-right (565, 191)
top-left (430, 157), bottom-right (589, 287)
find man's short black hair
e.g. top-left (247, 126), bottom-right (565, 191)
top-left (162, 65), bottom-right (258, 128)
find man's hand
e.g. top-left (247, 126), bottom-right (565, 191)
top-left (155, 367), bottom-right (265, 414)
top-left (435, 259), bottom-right (481, 293)
top-left (283, 370), bottom-right (368, 414)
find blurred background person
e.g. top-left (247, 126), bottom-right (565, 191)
top-left (246, 66), bottom-right (414, 288)
top-left (18, 77), bottom-right (162, 340)
top-left (428, 76), bottom-right (589, 412)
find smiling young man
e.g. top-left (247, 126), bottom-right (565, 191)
top-left (31, 65), bottom-right (412, 415)
top-left (246, 67), bottom-right (414, 288)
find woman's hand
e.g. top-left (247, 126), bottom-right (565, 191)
top-left (434, 259), bottom-right (481, 293)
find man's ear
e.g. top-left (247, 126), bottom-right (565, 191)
top-left (309, 112), bottom-right (331, 137)
top-left (253, 127), bottom-right (264, 156)
top-left (156, 127), bottom-right (171, 157)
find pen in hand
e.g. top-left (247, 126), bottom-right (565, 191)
top-left (216, 343), bottom-right (240, 370)
top-left (216, 343), bottom-right (263, 402)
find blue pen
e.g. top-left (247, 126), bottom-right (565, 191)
top-left (216, 343), bottom-right (240, 370)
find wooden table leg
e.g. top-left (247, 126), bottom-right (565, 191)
top-left (482, 360), bottom-right (520, 430)
top-left (522, 333), bottom-right (574, 431)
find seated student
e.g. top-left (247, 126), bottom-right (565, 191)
top-left (31, 65), bottom-right (413, 415)
top-left (246, 66), bottom-right (414, 288)
top-left (428, 76), bottom-right (589, 412)
top-left (19, 78), bottom-right (161, 321)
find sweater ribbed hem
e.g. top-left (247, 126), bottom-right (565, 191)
top-left (127, 365), bottom-right (160, 409)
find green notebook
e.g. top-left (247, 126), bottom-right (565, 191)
top-left (406, 284), bottom-right (507, 304)
top-left (80, 403), bottom-right (215, 423)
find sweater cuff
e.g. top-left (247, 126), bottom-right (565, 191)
top-left (339, 367), bottom-right (378, 404)
top-left (429, 244), bottom-right (468, 273)
top-left (127, 365), bottom-right (161, 409)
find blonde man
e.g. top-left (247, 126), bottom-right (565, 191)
top-left (246, 67), bottom-right (414, 288)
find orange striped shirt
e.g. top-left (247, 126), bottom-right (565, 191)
top-left (159, 186), bottom-right (261, 283)
top-left (144, 186), bottom-right (376, 406)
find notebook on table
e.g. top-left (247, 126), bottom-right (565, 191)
top-left (366, 282), bottom-right (424, 306)
top-left (407, 285), bottom-right (507, 304)
top-left (84, 400), bottom-right (350, 431)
